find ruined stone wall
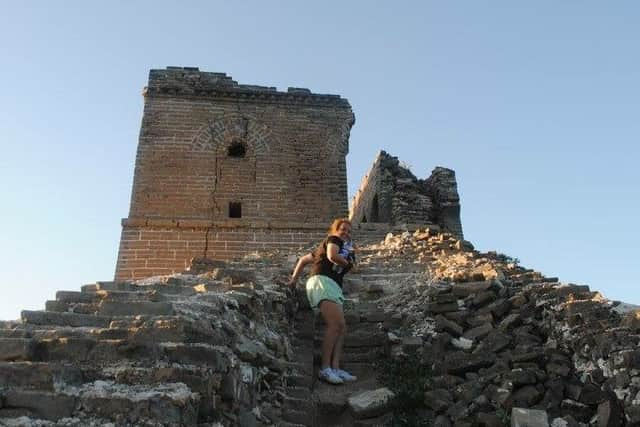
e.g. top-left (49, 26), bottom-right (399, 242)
top-left (424, 167), bottom-right (464, 239)
top-left (349, 153), bottom-right (394, 224)
top-left (116, 67), bottom-right (353, 280)
top-left (350, 151), bottom-right (463, 239)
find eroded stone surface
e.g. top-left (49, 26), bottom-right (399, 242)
top-left (347, 387), bottom-right (395, 419)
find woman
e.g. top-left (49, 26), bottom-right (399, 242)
top-left (288, 218), bottom-right (357, 385)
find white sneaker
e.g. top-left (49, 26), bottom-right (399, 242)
top-left (318, 367), bottom-right (344, 385)
top-left (332, 368), bottom-right (357, 382)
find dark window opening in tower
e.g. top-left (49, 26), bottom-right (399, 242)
top-left (229, 202), bottom-right (242, 218)
top-left (227, 142), bottom-right (246, 157)
top-left (371, 195), bottom-right (380, 222)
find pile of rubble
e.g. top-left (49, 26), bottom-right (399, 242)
top-left (375, 229), bottom-right (640, 426)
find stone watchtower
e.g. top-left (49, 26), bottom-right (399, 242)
top-left (115, 67), bottom-right (354, 281)
top-left (349, 151), bottom-right (464, 239)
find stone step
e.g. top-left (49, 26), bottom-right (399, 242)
top-left (45, 300), bottom-right (99, 314)
top-left (283, 396), bottom-right (314, 414)
top-left (159, 343), bottom-right (232, 372)
top-left (97, 301), bottom-right (175, 317)
top-left (83, 281), bottom-right (196, 296)
top-left (21, 310), bottom-right (112, 328)
top-left (100, 289), bottom-right (185, 302)
top-left (28, 326), bottom-right (133, 343)
top-left (0, 338), bottom-right (35, 361)
top-left (28, 326), bottom-right (113, 341)
top-left (32, 336), bottom-right (236, 368)
top-left (0, 389), bottom-right (77, 421)
top-left (35, 337), bottom-right (193, 364)
top-left (0, 362), bottom-right (83, 390)
top-left (76, 381), bottom-right (199, 425)
top-left (285, 374), bottom-right (313, 389)
top-left (0, 329), bottom-right (29, 339)
top-left (80, 281), bottom-right (111, 292)
top-left (287, 361), bottom-right (313, 376)
top-left (96, 364), bottom-right (218, 419)
top-left (35, 337), bottom-right (102, 362)
top-left (57, 289), bottom-right (181, 304)
top-left (56, 291), bottom-right (100, 303)
top-left (24, 317), bottom-right (213, 345)
top-left (291, 348), bottom-right (314, 365)
top-left (281, 408), bottom-right (311, 425)
top-left (36, 338), bottom-right (234, 366)
top-left (285, 385), bottom-right (312, 400)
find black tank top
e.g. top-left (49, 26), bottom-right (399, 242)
top-left (310, 235), bottom-right (345, 286)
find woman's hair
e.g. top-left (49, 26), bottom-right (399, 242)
top-left (328, 218), bottom-right (352, 236)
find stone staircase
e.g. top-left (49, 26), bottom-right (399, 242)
top-left (0, 270), bottom-right (302, 426)
top-left (278, 236), bottom-right (427, 427)
top-left (0, 280), bottom-right (206, 425)
top-left (0, 229), bottom-right (427, 426)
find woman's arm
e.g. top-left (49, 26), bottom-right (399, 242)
top-left (288, 253), bottom-right (314, 287)
top-left (327, 243), bottom-right (351, 267)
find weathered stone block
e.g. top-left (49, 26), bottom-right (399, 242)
top-left (435, 315), bottom-right (463, 337)
top-left (56, 291), bottom-right (98, 303)
top-left (597, 399), bottom-right (622, 427)
top-left (161, 343), bottom-right (230, 372)
top-left (427, 302), bottom-right (459, 313)
top-left (472, 291), bottom-right (496, 307)
top-left (621, 310), bottom-right (640, 330)
top-left (0, 338), bottom-right (34, 361)
top-left (463, 323), bottom-right (493, 342)
top-left (80, 382), bottom-right (199, 425)
top-left (451, 281), bottom-right (493, 297)
top-left (424, 389), bottom-right (452, 413)
top-left (4, 390), bottom-right (76, 420)
top-left (38, 337), bottom-right (96, 362)
top-left (98, 301), bottom-right (174, 316)
top-left (511, 407), bottom-right (548, 427)
top-left (348, 387), bottom-right (395, 419)
top-left (21, 310), bottom-right (111, 328)
top-left (0, 362), bottom-right (53, 390)
top-left (445, 352), bottom-right (493, 375)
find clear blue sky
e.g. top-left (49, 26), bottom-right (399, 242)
top-left (1, 1), bottom-right (638, 320)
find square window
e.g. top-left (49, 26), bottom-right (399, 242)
top-left (229, 202), bottom-right (242, 218)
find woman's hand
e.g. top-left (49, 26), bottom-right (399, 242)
top-left (289, 253), bottom-right (313, 288)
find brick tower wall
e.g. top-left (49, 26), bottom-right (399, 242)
top-left (115, 67), bottom-right (354, 281)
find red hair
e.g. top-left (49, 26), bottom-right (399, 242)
top-left (328, 218), bottom-right (352, 236)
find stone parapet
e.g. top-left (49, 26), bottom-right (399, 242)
top-left (145, 67), bottom-right (351, 108)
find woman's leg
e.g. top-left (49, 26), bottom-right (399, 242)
top-left (319, 300), bottom-right (346, 369)
top-left (331, 328), bottom-right (346, 370)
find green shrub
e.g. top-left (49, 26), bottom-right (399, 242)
top-left (376, 352), bottom-right (432, 427)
